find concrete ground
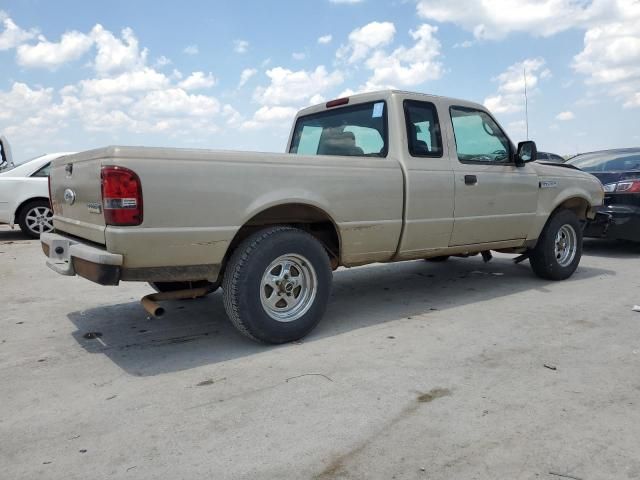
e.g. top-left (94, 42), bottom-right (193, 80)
top-left (1, 224), bottom-right (640, 480)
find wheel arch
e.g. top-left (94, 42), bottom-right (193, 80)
top-left (528, 195), bottom-right (591, 249)
top-left (13, 196), bottom-right (50, 225)
top-left (222, 202), bottom-right (342, 277)
top-left (552, 195), bottom-right (592, 220)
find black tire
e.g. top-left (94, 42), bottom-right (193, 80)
top-left (529, 209), bottom-right (583, 280)
top-left (425, 256), bottom-right (450, 262)
top-left (148, 280), bottom-right (218, 294)
top-left (222, 226), bottom-right (332, 344)
top-left (18, 199), bottom-right (54, 239)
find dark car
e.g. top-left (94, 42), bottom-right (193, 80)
top-left (567, 148), bottom-right (640, 242)
top-left (536, 151), bottom-right (566, 163)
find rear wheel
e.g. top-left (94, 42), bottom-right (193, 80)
top-left (222, 226), bottom-right (332, 344)
top-left (18, 199), bottom-right (54, 238)
top-left (148, 280), bottom-right (217, 294)
top-left (529, 209), bottom-right (582, 280)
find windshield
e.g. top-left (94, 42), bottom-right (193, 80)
top-left (289, 101), bottom-right (388, 157)
top-left (567, 150), bottom-right (640, 172)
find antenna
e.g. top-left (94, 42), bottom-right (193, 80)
top-left (523, 67), bottom-right (529, 140)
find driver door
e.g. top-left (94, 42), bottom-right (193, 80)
top-left (446, 105), bottom-right (538, 246)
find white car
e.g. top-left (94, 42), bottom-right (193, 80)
top-left (0, 151), bottom-right (74, 238)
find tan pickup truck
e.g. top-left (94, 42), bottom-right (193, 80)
top-left (42, 90), bottom-right (604, 343)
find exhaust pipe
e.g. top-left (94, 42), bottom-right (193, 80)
top-left (140, 286), bottom-right (211, 318)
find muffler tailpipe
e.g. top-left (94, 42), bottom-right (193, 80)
top-left (140, 286), bottom-right (211, 318)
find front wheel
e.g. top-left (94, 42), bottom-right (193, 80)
top-left (529, 209), bottom-right (582, 280)
top-left (222, 226), bottom-right (332, 344)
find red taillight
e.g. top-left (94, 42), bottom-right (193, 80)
top-left (615, 179), bottom-right (640, 193)
top-left (101, 166), bottom-right (143, 226)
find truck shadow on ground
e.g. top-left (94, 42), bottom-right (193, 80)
top-left (583, 238), bottom-right (640, 258)
top-left (67, 257), bottom-right (613, 377)
top-left (0, 228), bottom-right (34, 243)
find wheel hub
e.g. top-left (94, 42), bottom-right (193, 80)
top-left (260, 254), bottom-right (318, 322)
top-left (554, 224), bottom-right (577, 267)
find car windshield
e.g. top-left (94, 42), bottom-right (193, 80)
top-left (289, 101), bottom-right (388, 157)
top-left (567, 150), bottom-right (640, 172)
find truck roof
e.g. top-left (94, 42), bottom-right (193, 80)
top-left (296, 89), bottom-right (486, 117)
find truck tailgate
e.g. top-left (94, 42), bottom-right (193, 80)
top-left (50, 150), bottom-right (106, 244)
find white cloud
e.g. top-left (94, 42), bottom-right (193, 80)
top-left (0, 20), bottom-right (236, 152)
top-left (415, 0), bottom-right (595, 40)
top-left (453, 40), bottom-right (474, 48)
top-left (238, 68), bottom-right (257, 88)
top-left (155, 55), bottom-right (171, 67)
top-left (572, 3), bottom-right (640, 108)
top-left (556, 111), bottom-right (575, 121)
top-left (241, 105), bottom-right (298, 130)
top-left (92, 25), bottom-right (147, 75)
top-left (414, 0), bottom-right (640, 109)
top-left (484, 58), bottom-right (549, 113)
top-left (0, 82), bottom-right (53, 121)
top-left (336, 21), bottom-right (396, 63)
top-left (222, 104), bottom-right (243, 125)
top-left (133, 88), bottom-right (220, 117)
top-left (0, 12), bottom-right (37, 50)
top-left (317, 34), bottom-right (333, 44)
top-left (12, 23), bottom-right (148, 73)
top-left (253, 66), bottom-right (344, 106)
top-left (16, 30), bottom-right (93, 69)
top-left (254, 105), bottom-right (298, 122)
top-left (234, 39), bottom-right (249, 54)
top-left (361, 24), bottom-right (443, 91)
top-left (183, 44), bottom-right (199, 55)
top-left (79, 68), bottom-right (169, 96)
top-left (292, 52), bottom-right (306, 60)
top-left (178, 71), bottom-right (217, 90)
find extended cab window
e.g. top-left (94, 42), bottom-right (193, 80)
top-left (290, 101), bottom-right (388, 157)
top-left (450, 106), bottom-right (511, 164)
top-left (404, 100), bottom-right (442, 157)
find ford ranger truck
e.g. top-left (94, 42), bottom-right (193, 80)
top-left (42, 90), bottom-right (604, 344)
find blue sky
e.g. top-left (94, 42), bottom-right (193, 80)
top-left (1, 0), bottom-right (639, 162)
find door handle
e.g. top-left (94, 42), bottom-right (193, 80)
top-left (464, 175), bottom-right (478, 185)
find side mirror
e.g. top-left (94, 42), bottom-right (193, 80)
top-left (515, 140), bottom-right (537, 167)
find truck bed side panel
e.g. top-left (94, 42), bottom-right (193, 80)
top-left (73, 147), bottom-right (404, 269)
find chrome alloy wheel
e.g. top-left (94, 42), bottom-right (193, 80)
top-left (260, 254), bottom-right (318, 322)
top-left (554, 224), bottom-right (577, 267)
top-left (25, 206), bottom-right (53, 235)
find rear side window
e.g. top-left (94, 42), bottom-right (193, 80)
top-left (404, 100), bottom-right (443, 157)
top-left (290, 101), bottom-right (388, 157)
top-left (450, 106), bottom-right (511, 164)
top-left (31, 162), bottom-right (51, 177)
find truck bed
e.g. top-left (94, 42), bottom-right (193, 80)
top-left (49, 146), bottom-right (405, 273)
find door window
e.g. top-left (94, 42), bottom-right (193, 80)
top-left (450, 107), bottom-right (511, 164)
top-left (404, 100), bottom-right (443, 157)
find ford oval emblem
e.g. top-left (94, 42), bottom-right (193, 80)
top-left (64, 188), bottom-right (76, 205)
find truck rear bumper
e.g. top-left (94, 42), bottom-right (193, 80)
top-left (41, 232), bottom-right (123, 285)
